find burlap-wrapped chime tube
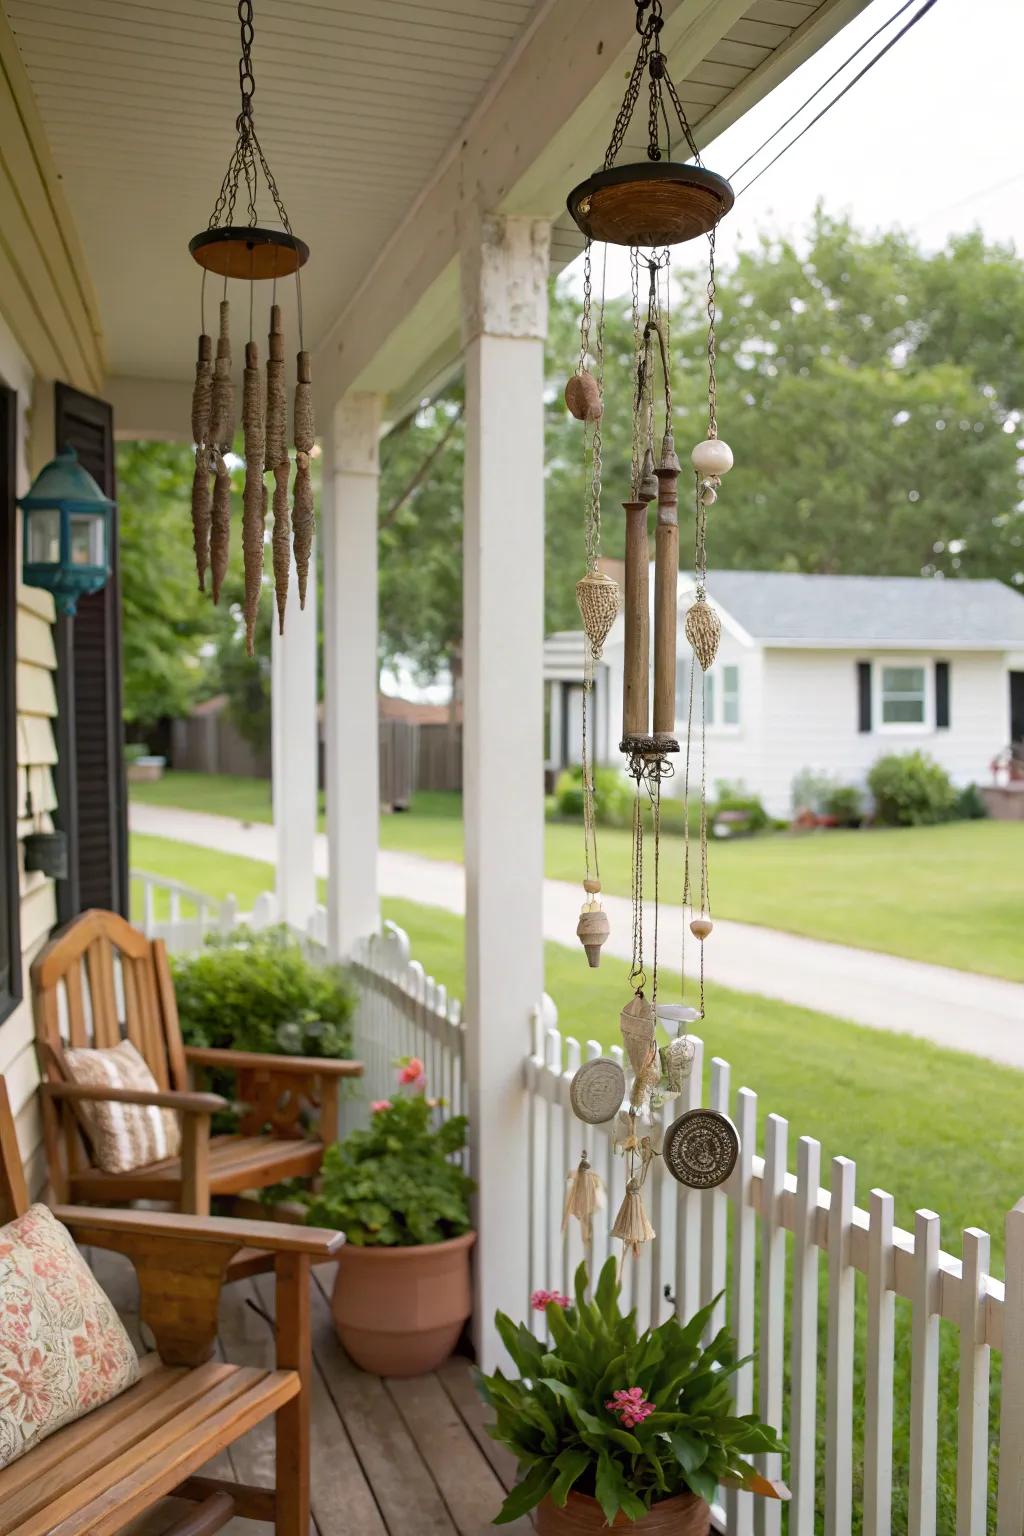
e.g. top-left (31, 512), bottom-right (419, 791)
top-left (208, 300), bottom-right (234, 606)
top-left (210, 458), bottom-right (231, 606)
top-left (292, 349), bottom-right (315, 610)
top-left (241, 341), bottom-right (266, 656)
top-left (265, 304), bottom-right (290, 632)
top-left (653, 461), bottom-right (680, 740)
top-left (622, 500), bottom-right (650, 740)
top-left (190, 333), bottom-right (213, 592)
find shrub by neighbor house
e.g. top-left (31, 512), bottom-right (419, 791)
top-left (867, 751), bottom-right (957, 827)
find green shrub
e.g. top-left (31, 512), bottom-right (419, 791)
top-left (711, 782), bottom-right (769, 836)
top-left (867, 751), bottom-right (957, 827)
top-left (954, 782), bottom-right (988, 821)
top-left (822, 783), bottom-right (863, 827)
top-left (790, 767), bottom-right (833, 816)
top-left (478, 1258), bottom-right (783, 1524)
top-left (124, 741), bottom-right (149, 763)
top-left (172, 925), bottom-right (356, 1058)
top-left (554, 766), bottom-right (634, 829)
top-left (306, 1081), bottom-right (473, 1246)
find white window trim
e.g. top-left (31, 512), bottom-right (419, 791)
top-left (705, 663), bottom-right (742, 736)
top-left (872, 657), bottom-right (934, 735)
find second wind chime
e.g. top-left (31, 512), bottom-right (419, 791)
top-left (187, 0), bottom-right (313, 656)
top-left (562, 0), bottom-right (741, 1264)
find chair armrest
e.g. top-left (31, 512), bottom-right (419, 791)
top-left (184, 1045), bottom-right (364, 1078)
top-left (43, 1079), bottom-right (226, 1114)
top-left (52, 1204), bottom-right (344, 1259)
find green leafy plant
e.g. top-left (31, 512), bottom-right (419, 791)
top-left (711, 782), bottom-right (769, 836)
top-left (822, 783), bottom-right (863, 827)
top-left (867, 751), bottom-right (957, 827)
top-left (478, 1258), bottom-right (783, 1525)
top-left (171, 925), bottom-right (355, 1058)
top-left (306, 1077), bottom-right (474, 1246)
top-left (954, 782), bottom-right (988, 821)
top-left (554, 766), bottom-right (634, 829)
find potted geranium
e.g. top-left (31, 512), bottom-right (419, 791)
top-left (306, 1057), bottom-right (475, 1376)
top-left (478, 1258), bottom-right (787, 1531)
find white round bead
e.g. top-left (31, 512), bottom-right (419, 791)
top-left (691, 438), bottom-right (734, 477)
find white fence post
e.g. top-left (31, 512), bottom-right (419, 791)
top-left (997, 1200), bottom-right (1024, 1534)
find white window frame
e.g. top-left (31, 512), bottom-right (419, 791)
top-left (675, 658), bottom-right (742, 734)
top-left (873, 658), bottom-right (933, 734)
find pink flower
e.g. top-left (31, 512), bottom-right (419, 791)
top-left (398, 1056), bottom-right (426, 1090)
top-left (605, 1386), bottom-right (655, 1429)
top-left (370, 1099), bottom-right (392, 1114)
top-left (530, 1289), bottom-right (571, 1312)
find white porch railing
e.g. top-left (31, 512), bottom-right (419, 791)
top-left (131, 870), bottom-right (310, 952)
top-left (129, 873), bottom-right (1023, 1533)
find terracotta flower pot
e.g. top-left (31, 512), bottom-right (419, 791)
top-left (536, 1490), bottom-right (710, 1534)
top-left (330, 1231), bottom-right (475, 1376)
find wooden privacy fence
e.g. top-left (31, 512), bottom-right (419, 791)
top-left (527, 1020), bottom-right (1024, 1536)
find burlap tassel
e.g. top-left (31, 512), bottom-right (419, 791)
top-left (209, 300), bottom-right (235, 452)
top-left (611, 1178), bottom-right (655, 1258)
top-left (190, 334), bottom-right (213, 591)
top-left (561, 1153), bottom-right (605, 1245)
top-left (210, 457), bottom-right (231, 605)
top-left (292, 349), bottom-right (315, 609)
top-left (242, 341), bottom-right (266, 656)
top-left (264, 305), bottom-right (290, 633)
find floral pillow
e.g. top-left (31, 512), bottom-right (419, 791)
top-left (62, 1038), bottom-right (181, 1173)
top-left (0, 1203), bottom-right (139, 1468)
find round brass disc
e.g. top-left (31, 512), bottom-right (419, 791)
top-left (189, 226), bottom-right (310, 280)
top-left (567, 161), bottom-right (734, 247)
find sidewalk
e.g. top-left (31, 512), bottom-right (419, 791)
top-left (129, 802), bottom-right (1024, 1070)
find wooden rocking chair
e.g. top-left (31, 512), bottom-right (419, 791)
top-left (0, 1075), bottom-right (341, 1535)
top-left (31, 908), bottom-right (363, 1220)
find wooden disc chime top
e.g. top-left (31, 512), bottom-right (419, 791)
top-left (559, 0), bottom-right (742, 1270)
top-left (188, 0), bottom-right (313, 656)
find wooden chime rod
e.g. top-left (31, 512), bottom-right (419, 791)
top-left (621, 500), bottom-right (650, 740)
top-left (652, 443), bottom-right (680, 741)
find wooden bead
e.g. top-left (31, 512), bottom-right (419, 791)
top-left (691, 438), bottom-right (733, 477)
top-left (564, 371), bottom-right (603, 422)
top-left (577, 907), bottom-right (610, 968)
top-left (690, 916), bottom-right (714, 941)
top-left (582, 878), bottom-right (602, 894)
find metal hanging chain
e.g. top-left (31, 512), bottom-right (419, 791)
top-left (603, 0), bottom-right (705, 169)
top-left (207, 0), bottom-right (295, 239)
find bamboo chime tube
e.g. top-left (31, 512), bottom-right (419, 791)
top-left (652, 451), bottom-right (680, 739)
top-left (190, 332), bottom-right (212, 592)
top-left (241, 340), bottom-right (266, 656)
top-left (265, 304), bottom-right (290, 634)
top-left (292, 349), bottom-right (315, 610)
top-left (209, 300), bottom-right (235, 605)
top-left (622, 500), bottom-right (650, 739)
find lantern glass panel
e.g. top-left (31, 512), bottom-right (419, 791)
top-left (27, 510), bottom-right (60, 565)
top-left (69, 514), bottom-right (104, 567)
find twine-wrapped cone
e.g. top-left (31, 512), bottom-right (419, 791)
top-left (210, 456), bottom-right (231, 606)
top-left (292, 349), bottom-right (315, 609)
top-left (562, 1154), bottom-right (605, 1245)
top-left (620, 992), bottom-right (656, 1075)
top-left (576, 902), bottom-right (610, 968)
top-left (209, 300), bottom-right (235, 452)
top-left (265, 305), bottom-right (291, 633)
top-left (685, 597), bottom-right (721, 671)
top-left (611, 1177), bottom-right (655, 1257)
top-left (241, 341), bottom-right (266, 656)
top-left (190, 333), bottom-right (213, 592)
top-left (575, 570), bottom-right (621, 659)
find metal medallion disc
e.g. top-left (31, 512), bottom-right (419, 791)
top-left (570, 1057), bottom-right (627, 1125)
top-left (663, 1108), bottom-right (740, 1189)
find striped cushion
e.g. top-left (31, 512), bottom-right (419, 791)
top-left (62, 1040), bottom-right (182, 1173)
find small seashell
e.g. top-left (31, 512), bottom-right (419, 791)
top-left (565, 371), bottom-right (603, 422)
top-left (575, 570), bottom-right (621, 659)
top-left (655, 1003), bottom-right (702, 1028)
top-left (685, 598), bottom-right (721, 671)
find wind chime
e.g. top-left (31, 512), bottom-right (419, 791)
top-left (188, 0), bottom-right (313, 656)
top-left (562, 0), bottom-right (741, 1265)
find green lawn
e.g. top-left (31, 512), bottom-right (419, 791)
top-left (133, 827), bottom-right (1018, 1532)
top-left (132, 773), bottom-right (1024, 980)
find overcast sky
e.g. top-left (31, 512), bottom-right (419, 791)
top-left (582, 0), bottom-right (1024, 295)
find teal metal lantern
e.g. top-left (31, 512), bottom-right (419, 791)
top-left (19, 446), bottom-right (113, 615)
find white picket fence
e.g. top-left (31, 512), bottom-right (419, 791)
top-left (131, 871), bottom-right (1024, 1534)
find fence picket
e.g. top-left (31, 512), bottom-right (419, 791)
top-left (791, 1135), bottom-right (821, 1536)
top-left (700, 1059), bottom-right (729, 1340)
top-left (957, 1227), bottom-right (990, 1536)
top-left (826, 1156), bottom-right (856, 1536)
top-left (725, 1085), bottom-right (757, 1536)
top-left (864, 1189), bottom-right (895, 1536)
top-left (675, 1035), bottom-right (704, 1319)
top-left (755, 1113), bottom-right (787, 1536)
top-left (997, 1200), bottom-right (1024, 1534)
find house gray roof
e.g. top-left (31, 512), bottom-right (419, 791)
top-left (700, 570), bottom-right (1024, 648)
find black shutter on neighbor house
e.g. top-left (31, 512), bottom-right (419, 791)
top-left (935, 661), bottom-right (950, 729)
top-left (0, 387), bottom-right (21, 1024)
top-left (53, 384), bottom-right (128, 920)
top-left (857, 661), bottom-right (872, 733)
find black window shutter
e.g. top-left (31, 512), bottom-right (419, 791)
top-left (857, 661), bottom-right (872, 733)
top-left (53, 384), bottom-right (128, 919)
top-left (0, 387), bottom-right (21, 1023)
top-left (935, 661), bottom-right (950, 730)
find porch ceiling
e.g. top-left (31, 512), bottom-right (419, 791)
top-left (5, 0), bottom-right (869, 420)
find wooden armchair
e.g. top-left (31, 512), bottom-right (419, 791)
top-left (31, 908), bottom-right (363, 1218)
top-left (0, 1076), bottom-right (342, 1535)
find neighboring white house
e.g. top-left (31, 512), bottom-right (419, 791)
top-left (545, 569), bottom-right (1024, 817)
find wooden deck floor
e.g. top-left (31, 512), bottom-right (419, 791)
top-left (92, 1250), bottom-right (529, 1536)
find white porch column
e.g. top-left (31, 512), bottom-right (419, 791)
top-left (271, 544), bottom-right (318, 929)
top-left (322, 392), bottom-right (383, 959)
top-left (461, 212), bottom-right (550, 1366)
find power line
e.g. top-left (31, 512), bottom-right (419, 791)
top-left (732, 0), bottom-right (941, 200)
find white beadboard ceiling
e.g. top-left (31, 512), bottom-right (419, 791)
top-left (5, 0), bottom-right (848, 392)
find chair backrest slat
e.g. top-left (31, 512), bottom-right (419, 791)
top-left (86, 939), bottom-right (119, 1047)
top-left (64, 962), bottom-right (88, 1047)
top-left (0, 1078), bottom-right (29, 1222)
